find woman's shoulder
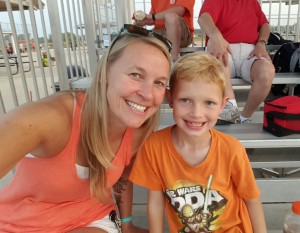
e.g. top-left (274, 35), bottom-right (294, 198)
top-left (0, 91), bottom-right (80, 159)
top-left (40, 91), bottom-right (75, 110)
top-left (4, 91), bottom-right (74, 121)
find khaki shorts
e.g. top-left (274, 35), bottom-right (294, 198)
top-left (228, 43), bottom-right (268, 83)
top-left (153, 17), bottom-right (192, 47)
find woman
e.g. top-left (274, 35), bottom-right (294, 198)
top-left (0, 24), bottom-right (171, 233)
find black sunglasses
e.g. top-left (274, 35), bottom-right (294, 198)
top-left (111, 24), bottom-right (172, 52)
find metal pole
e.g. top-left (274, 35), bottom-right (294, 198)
top-left (47, 0), bottom-right (70, 90)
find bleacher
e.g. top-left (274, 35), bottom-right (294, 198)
top-left (180, 46), bottom-right (300, 94)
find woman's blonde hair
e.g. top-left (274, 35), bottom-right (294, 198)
top-left (169, 52), bottom-right (226, 99)
top-left (81, 34), bottom-right (171, 200)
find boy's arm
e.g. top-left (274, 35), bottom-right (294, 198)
top-left (245, 197), bottom-right (267, 233)
top-left (148, 190), bottom-right (165, 233)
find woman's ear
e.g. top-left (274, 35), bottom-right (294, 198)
top-left (165, 88), bottom-right (173, 108)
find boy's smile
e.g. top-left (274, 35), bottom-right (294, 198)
top-left (170, 78), bottom-right (226, 139)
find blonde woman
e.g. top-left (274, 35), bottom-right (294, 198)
top-left (0, 24), bottom-right (171, 233)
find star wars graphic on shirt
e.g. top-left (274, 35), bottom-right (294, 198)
top-left (165, 180), bottom-right (227, 233)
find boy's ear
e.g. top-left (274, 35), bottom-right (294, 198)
top-left (165, 89), bottom-right (173, 108)
top-left (221, 97), bottom-right (229, 110)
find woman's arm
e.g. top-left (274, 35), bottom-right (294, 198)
top-left (245, 197), bottom-right (267, 233)
top-left (148, 190), bottom-right (165, 233)
top-left (0, 92), bottom-right (73, 179)
top-left (114, 158), bottom-right (148, 233)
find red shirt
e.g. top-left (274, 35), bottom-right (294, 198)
top-left (199, 0), bottom-right (268, 44)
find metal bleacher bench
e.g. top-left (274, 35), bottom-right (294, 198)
top-left (232, 72), bottom-right (300, 95)
top-left (179, 46), bottom-right (300, 95)
top-left (214, 123), bottom-right (300, 203)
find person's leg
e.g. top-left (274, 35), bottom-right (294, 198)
top-left (241, 59), bottom-right (275, 119)
top-left (217, 45), bottom-right (241, 124)
top-left (164, 13), bottom-right (192, 61)
top-left (178, 17), bottom-right (192, 48)
top-left (225, 60), bottom-right (236, 100)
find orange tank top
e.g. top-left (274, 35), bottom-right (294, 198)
top-left (0, 92), bottom-right (133, 232)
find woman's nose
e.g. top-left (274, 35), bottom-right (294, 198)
top-left (137, 82), bottom-right (154, 100)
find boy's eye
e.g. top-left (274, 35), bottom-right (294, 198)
top-left (181, 98), bottom-right (191, 103)
top-left (206, 101), bottom-right (215, 106)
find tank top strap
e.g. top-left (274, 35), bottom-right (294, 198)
top-left (64, 91), bottom-right (86, 159)
top-left (72, 91), bottom-right (85, 128)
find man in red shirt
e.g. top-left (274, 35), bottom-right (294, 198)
top-left (134, 0), bottom-right (195, 62)
top-left (198, 0), bottom-right (275, 124)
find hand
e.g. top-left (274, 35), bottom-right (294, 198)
top-left (248, 43), bottom-right (271, 61)
top-left (207, 33), bottom-right (232, 67)
top-left (132, 13), bottom-right (154, 27)
top-left (122, 222), bottom-right (149, 233)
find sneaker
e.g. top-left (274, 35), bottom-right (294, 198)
top-left (217, 102), bottom-right (241, 125)
top-left (241, 118), bottom-right (252, 124)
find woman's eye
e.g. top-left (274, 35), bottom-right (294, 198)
top-left (130, 73), bottom-right (142, 79)
top-left (155, 80), bottom-right (166, 87)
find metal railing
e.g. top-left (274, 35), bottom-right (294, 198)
top-left (0, 0), bottom-right (299, 113)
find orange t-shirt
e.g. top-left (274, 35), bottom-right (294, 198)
top-left (150, 0), bottom-right (195, 33)
top-left (0, 92), bottom-right (132, 232)
top-left (130, 126), bottom-right (259, 233)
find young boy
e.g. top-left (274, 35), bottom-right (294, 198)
top-left (130, 52), bottom-right (267, 233)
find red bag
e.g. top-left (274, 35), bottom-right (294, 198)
top-left (263, 96), bottom-right (300, 137)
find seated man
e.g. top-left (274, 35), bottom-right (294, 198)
top-left (133, 0), bottom-right (195, 62)
top-left (198, 0), bottom-right (275, 124)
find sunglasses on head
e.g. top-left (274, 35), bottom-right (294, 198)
top-left (111, 24), bottom-right (172, 52)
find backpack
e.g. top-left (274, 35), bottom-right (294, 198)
top-left (271, 42), bottom-right (300, 96)
top-left (268, 32), bottom-right (292, 45)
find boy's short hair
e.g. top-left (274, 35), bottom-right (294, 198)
top-left (169, 52), bottom-right (226, 98)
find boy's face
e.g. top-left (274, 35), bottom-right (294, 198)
top-left (168, 78), bottom-right (227, 138)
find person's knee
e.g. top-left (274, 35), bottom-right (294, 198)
top-left (164, 12), bottom-right (181, 27)
top-left (251, 61), bottom-right (275, 88)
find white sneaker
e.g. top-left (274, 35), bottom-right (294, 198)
top-left (241, 118), bottom-right (252, 124)
top-left (217, 102), bottom-right (241, 125)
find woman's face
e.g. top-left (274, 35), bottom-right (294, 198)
top-left (106, 41), bottom-right (170, 129)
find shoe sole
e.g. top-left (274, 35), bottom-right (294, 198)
top-left (216, 119), bottom-right (236, 125)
